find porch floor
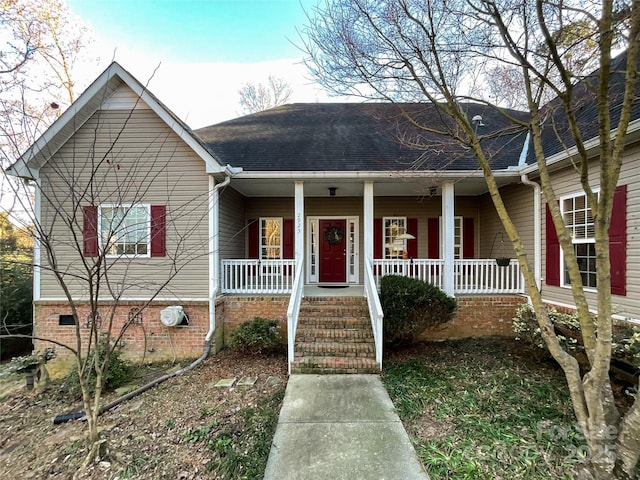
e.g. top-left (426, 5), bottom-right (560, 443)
top-left (304, 285), bottom-right (364, 297)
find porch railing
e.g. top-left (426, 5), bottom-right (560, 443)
top-left (372, 258), bottom-right (524, 294)
top-left (364, 259), bottom-right (384, 370)
top-left (220, 258), bottom-right (524, 295)
top-left (373, 259), bottom-right (444, 290)
top-left (453, 259), bottom-right (524, 294)
top-left (286, 258), bottom-right (304, 374)
top-left (221, 259), bottom-right (295, 294)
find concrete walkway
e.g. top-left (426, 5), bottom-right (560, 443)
top-left (264, 375), bottom-right (430, 480)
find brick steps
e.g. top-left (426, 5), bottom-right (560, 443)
top-left (296, 328), bottom-right (374, 341)
top-left (295, 318), bottom-right (371, 328)
top-left (290, 356), bottom-right (380, 374)
top-left (295, 341), bottom-right (375, 356)
top-left (291, 296), bottom-right (379, 374)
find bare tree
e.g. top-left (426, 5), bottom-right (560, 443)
top-left (302, 1), bottom-right (640, 478)
top-left (3, 72), bottom-right (224, 468)
top-left (238, 75), bottom-right (293, 114)
top-left (1, 0), bottom-right (90, 219)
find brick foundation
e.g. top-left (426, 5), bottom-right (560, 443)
top-left (418, 294), bottom-right (525, 341)
top-left (33, 294), bottom-right (526, 375)
top-left (33, 300), bottom-right (222, 371)
top-left (220, 295), bottom-right (289, 345)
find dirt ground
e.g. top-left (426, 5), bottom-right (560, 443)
top-left (0, 349), bottom-right (288, 480)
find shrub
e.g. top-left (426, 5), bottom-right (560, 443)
top-left (380, 275), bottom-right (456, 347)
top-left (512, 303), bottom-right (640, 367)
top-left (66, 340), bottom-right (133, 397)
top-left (230, 318), bottom-right (282, 355)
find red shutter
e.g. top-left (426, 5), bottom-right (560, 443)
top-left (248, 219), bottom-right (258, 258)
top-left (283, 219), bottom-right (294, 259)
top-left (545, 204), bottom-right (560, 286)
top-left (427, 218), bottom-right (439, 258)
top-left (463, 218), bottom-right (474, 258)
top-left (610, 185), bottom-right (626, 296)
top-left (150, 205), bottom-right (166, 257)
top-left (83, 206), bottom-right (98, 257)
top-left (374, 218), bottom-right (382, 259)
top-left (407, 218), bottom-right (418, 258)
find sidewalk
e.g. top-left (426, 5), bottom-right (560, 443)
top-left (264, 374), bottom-right (430, 480)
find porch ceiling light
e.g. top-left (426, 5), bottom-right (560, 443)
top-left (328, 187), bottom-right (337, 197)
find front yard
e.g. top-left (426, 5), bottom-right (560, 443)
top-left (0, 350), bottom-right (287, 479)
top-left (1, 337), bottom-right (637, 479)
top-left (383, 337), bottom-right (639, 479)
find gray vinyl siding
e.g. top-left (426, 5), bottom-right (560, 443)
top-left (478, 184), bottom-right (536, 263)
top-left (541, 144), bottom-right (640, 321)
top-left (219, 186), bottom-right (245, 259)
top-left (39, 108), bottom-right (210, 301)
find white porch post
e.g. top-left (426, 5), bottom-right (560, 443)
top-left (364, 181), bottom-right (374, 262)
top-left (207, 175), bottom-right (219, 343)
top-left (209, 176), bottom-right (219, 301)
top-left (33, 173), bottom-right (41, 301)
top-left (442, 182), bottom-right (455, 296)
top-left (294, 181), bottom-right (304, 261)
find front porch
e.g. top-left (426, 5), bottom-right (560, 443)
top-left (220, 257), bottom-right (525, 374)
top-left (213, 179), bottom-right (535, 374)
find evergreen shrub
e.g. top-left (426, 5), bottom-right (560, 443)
top-left (380, 275), bottom-right (456, 347)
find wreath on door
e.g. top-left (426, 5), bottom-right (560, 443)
top-left (325, 226), bottom-right (344, 245)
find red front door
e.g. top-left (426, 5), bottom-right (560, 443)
top-left (319, 219), bottom-right (347, 283)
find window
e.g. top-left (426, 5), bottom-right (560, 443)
top-left (561, 193), bottom-right (596, 288)
top-left (383, 217), bottom-right (407, 259)
top-left (100, 205), bottom-right (150, 256)
top-left (546, 185), bottom-right (625, 295)
top-left (453, 217), bottom-right (463, 259)
top-left (260, 218), bottom-right (282, 259)
top-left (438, 217), bottom-right (463, 259)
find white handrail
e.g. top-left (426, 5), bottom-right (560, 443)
top-left (286, 258), bottom-right (304, 374)
top-left (364, 259), bottom-right (384, 370)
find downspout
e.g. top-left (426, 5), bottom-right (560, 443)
top-left (54, 166), bottom-right (238, 424)
top-left (206, 172), bottom-right (232, 344)
top-left (517, 131), bottom-right (542, 290)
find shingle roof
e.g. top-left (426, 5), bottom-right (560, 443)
top-left (535, 48), bottom-right (640, 161)
top-left (195, 102), bottom-right (530, 173)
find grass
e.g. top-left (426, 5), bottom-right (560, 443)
top-left (382, 338), bottom-right (584, 480)
top-left (210, 386), bottom-right (286, 478)
top-left (183, 386), bottom-right (286, 479)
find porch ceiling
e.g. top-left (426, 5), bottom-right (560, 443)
top-left (228, 173), bottom-right (521, 197)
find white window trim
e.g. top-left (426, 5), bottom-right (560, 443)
top-left (559, 190), bottom-right (598, 291)
top-left (383, 216), bottom-right (407, 259)
top-left (439, 216), bottom-right (463, 259)
top-left (347, 217), bottom-right (359, 283)
top-left (308, 218), bottom-right (318, 283)
top-left (98, 203), bottom-right (151, 258)
top-left (259, 217), bottom-right (283, 260)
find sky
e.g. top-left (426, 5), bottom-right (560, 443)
top-left (66, 0), bottom-right (345, 128)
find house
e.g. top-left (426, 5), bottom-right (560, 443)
top-left (7, 60), bottom-right (638, 374)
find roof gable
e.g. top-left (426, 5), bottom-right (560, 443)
top-left (8, 62), bottom-right (225, 179)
